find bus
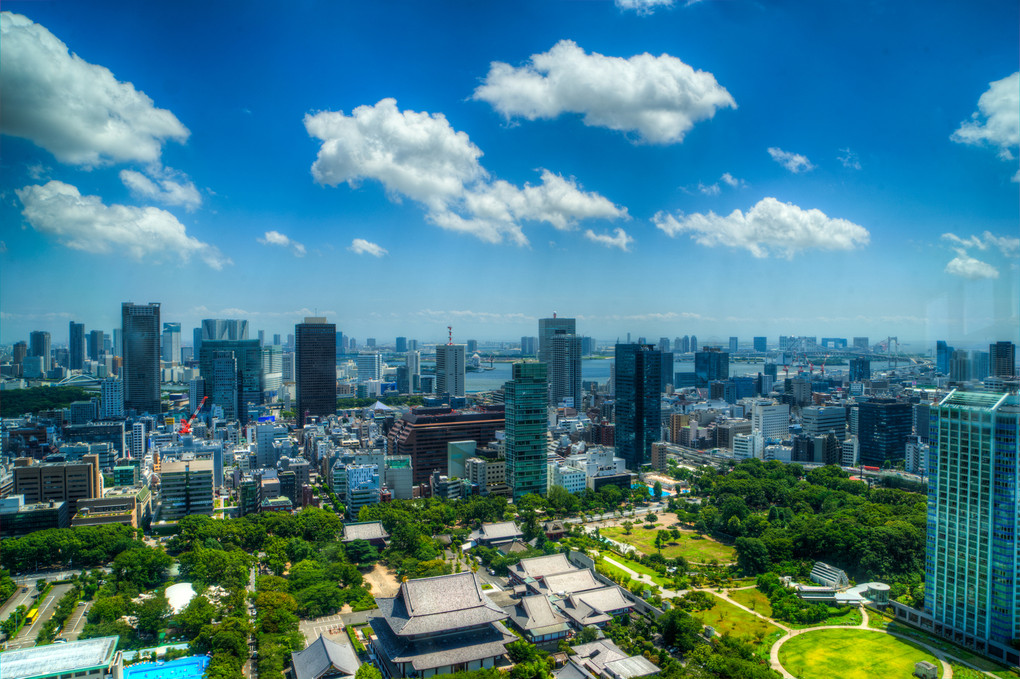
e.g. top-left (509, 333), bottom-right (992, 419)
top-left (25, 609), bottom-right (39, 625)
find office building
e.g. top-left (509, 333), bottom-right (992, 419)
top-left (406, 350), bottom-right (421, 392)
top-left (989, 341), bottom-right (1016, 378)
top-left (0, 497), bottom-right (70, 538)
top-left (752, 400), bottom-right (790, 441)
top-left (520, 336), bottom-right (538, 356)
top-left (752, 336), bottom-right (766, 352)
top-left (505, 363), bottom-right (548, 500)
top-left (88, 329), bottom-right (105, 362)
top-left (388, 406), bottom-right (504, 486)
top-left (356, 352), bottom-right (383, 383)
top-left (122, 302), bottom-right (161, 414)
top-left (549, 333), bottom-right (582, 408)
top-left (849, 357), bottom-right (871, 382)
top-left (971, 350), bottom-right (991, 382)
top-left (693, 347), bottom-right (729, 388)
top-left (201, 318), bottom-right (248, 342)
top-left (538, 315), bottom-right (576, 368)
top-left (802, 406), bottom-right (847, 442)
top-left (160, 457), bottom-right (214, 519)
top-left (69, 322), bottom-right (86, 370)
top-left (161, 322), bottom-right (181, 365)
top-left (395, 336), bottom-right (407, 353)
top-left (936, 340), bottom-right (953, 375)
top-left (29, 330), bottom-right (51, 372)
top-left (660, 351), bottom-right (674, 390)
top-left (925, 391), bottom-right (1019, 666)
top-left (436, 343), bottom-right (466, 397)
top-left (614, 344), bottom-right (662, 470)
top-left (857, 398), bottom-right (912, 467)
top-left (13, 455), bottom-right (102, 515)
top-left (729, 336), bottom-right (739, 353)
top-left (100, 378), bottom-right (124, 419)
top-left (295, 317), bottom-right (337, 425)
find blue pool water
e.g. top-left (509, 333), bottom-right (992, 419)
top-left (124, 655), bottom-right (209, 679)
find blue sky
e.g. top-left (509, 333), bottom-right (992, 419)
top-left (1, 1), bottom-right (1017, 349)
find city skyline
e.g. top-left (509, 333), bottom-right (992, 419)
top-left (1, 3), bottom-right (1017, 345)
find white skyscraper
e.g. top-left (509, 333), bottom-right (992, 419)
top-left (130, 421), bottom-right (147, 459)
top-left (435, 344), bottom-right (466, 397)
top-left (356, 352), bottom-right (383, 383)
top-left (751, 400), bottom-right (791, 441)
top-left (100, 378), bottom-right (124, 419)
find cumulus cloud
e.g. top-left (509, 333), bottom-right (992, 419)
top-left (0, 12), bottom-right (189, 167)
top-left (584, 227), bottom-right (634, 251)
top-left (837, 148), bottom-right (862, 170)
top-left (305, 98), bottom-right (627, 246)
top-left (16, 180), bottom-right (229, 268)
top-left (941, 230), bottom-right (1020, 257)
top-left (720, 172), bottom-right (744, 188)
top-left (767, 147), bottom-right (815, 173)
top-left (615, 0), bottom-right (675, 14)
top-left (472, 40), bottom-right (735, 145)
top-left (653, 197), bottom-right (869, 258)
top-left (348, 238), bottom-right (388, 257)
top-left (120, 168), bottom-right (202, 210)
top-left (698, 182), bottom-right (720, 196)
top-left (951, 72), bottom-right (1019, 160)
top-left (257, 230), bottom-right (306, 257)
top-left (945, 255), bottom-right (999, 280)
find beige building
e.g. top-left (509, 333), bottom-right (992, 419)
top-left (160, 457), bottom-right (214, 520)
top-left (73, 485), bottom-right (152, 529)
top-left (13, 454), bottom-right (102, 515)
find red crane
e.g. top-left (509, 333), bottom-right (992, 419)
top-left (179, 396), bottom-right (208, 435)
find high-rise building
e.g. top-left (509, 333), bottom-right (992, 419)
top-left (520, 336), bottom-right (537, 356)
top-left (122, 302), bottom-right (161, 415)
top-left (69, 322), bottom-right (85, 370)
top-left (729, 337), bottom-right (739, 353)
top-left (659, 352), bottom-right (674, 390)
top-left (849, 357), bottom-right (871, 382)
top-left (989, 341), bottom-right (1016, 378)
top-left (614, 344), bottom-right (662, 470)
top-left (201, 319), bottom-right (248, 342)
top-left (505, 363), bottom-right (548, 500)
top-left (657, 337), bottom-right (671, 353)
top-left (689, 335), bottom-right (698, 352)
top-left (100, 378), bottom-right (124, 419)
top-left (752, 400), bottom-right (790, 441)
top-left (801, 406), bottom-right (847, 442)
top-left (406, 350), bottom-right (421, 393)
top-left (538, 315), bottom-right (576, 367)
top-left (466, 339), bottom-right (479, 354)
top-left (436, 343), bottom-right (466, 398)
top-left (753, 336), bottom-right (767, 353)
top-left (199, 339), bottom-right (262, 422)
top-left (395, 336), bottom-right (408, 353)
top-left (549, 333), bottom-right (582, 408)
top-left (13, 341), bottom-right (28, 367)
top-left (355, 353), bottom-right (383, 383)
top-left (949, 350), bottom-right (971, 382)
top-left (87, 329), bottom-right (105, 362)
top-left (295, 317), bottom-right (336, 425)
top-left (857, 398), bottom-right (912, 466)
top-left (925, 391), bottom-right (1019, 665)
top-left (936, 340), bottom-right (953, 375)
top-left (694, 347), bottom-right (729, 387)
top-left (853, 337), bottom-right (870, 351)
top-left (161, 322), bottom-right (181, 365)
top-left (29, 331), bottom-right (51, 372)
top-left (160, 458), bottom-right (214, 519)
top-left (970, 350), bottom-right (990, 382)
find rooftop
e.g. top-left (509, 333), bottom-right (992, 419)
top-left (0, 636), bottom-right (119, 679)
top-left (291, 634), bottom-right (360, 679)
top-left (480, 521), bottom-right (523, 541)
top-left (377, 571), bottom-right (507, 637)
top-left (510, 553), bottom-right (575, 581)
top-left (342, 521), bottom-right (390, 542)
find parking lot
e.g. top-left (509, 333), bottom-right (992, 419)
top-left (299, 613), bottom-right (348, 646)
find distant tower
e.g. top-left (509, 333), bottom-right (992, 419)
top-left (162, 322), bottom-right (182, 365)
top-left (505, 362), bottom-right (549, 500)
top-left (122, 302), bottom-right (161, 415)
top-left (989, 341), bottom-right (1016, 378)
top-left (29, 330), bottom-right (51, 372)
top-left (614, 344), bottom-right (662, 470)
top-left (87, 329), bottom-right (104, 361)
top-left (69, 322), bottom-right (85, 370)
top-left (436, 344), bottom-right (466, 398)
top-left (295, 317), bottom-right (336, 425)
top-left (549, 334), bottom-right (582, 408)
top-left (538, 314), bottom-right (576, 367)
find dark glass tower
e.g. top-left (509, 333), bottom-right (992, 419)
top-left (295, 317), bottom-right (336, 425)
top-left (68, 322), bottom-right (85, 370)
top-left (694, 347), bottom-right (729, 387)
top-left (857, 398), bottom-right (912, 466)
top-left (122, 302), bottom-right (161, 415)
top-left (505, 362), bottom-right (548, 500)
top-left (199, 339), bottom-right (263, 421)
top-left (614, 344), bottom-right (662, 470)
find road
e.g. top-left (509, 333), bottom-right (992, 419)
top-left (6, 583), bottom-right (73, 649)
top-left (0, 585), bottom-right (38, 625)
top-left (64, 600), bottom-right (91, 641)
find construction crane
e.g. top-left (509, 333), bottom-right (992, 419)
top-left (178, 396), bottom-right (208, 435)
top-left (447, 326), bottom-right (453, 345)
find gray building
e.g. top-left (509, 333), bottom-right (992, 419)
top-left (122, 302), bottom-right (161, 414)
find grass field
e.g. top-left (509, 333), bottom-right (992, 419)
top-left (601, 525), bottom-right (735, 563)
top-left (727, 588), bottom-right (773, 618)
top-left (880, 621), bottom-right (1017, 679)
top-left (779, 629), bottom-right (943, 679)
top-left (785, 605), bottom-right (862, 629)
top-left (694, 594), bottom-right (780, 644)
top-left (600, 552), bottom-right (671, 587)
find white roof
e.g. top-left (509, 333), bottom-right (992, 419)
top-left (166, 582), bottom-right (197, 614)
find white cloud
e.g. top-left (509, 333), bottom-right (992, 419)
top-left (120, 168), bottom-right (202, 210)
top-left (16, 180), bottom-right (229, 269)
top-left (472, 40), bottom-right (735, 145)
top-left (945, 255), bottom-right (999, 280)
top-left (767, 147), bottom-right (815, 173)
top-left (941, 231), bottom-right (1020, 257)
top-left (951, 72), bottom-right (1019, 160)
top-left (305, 98), bottom-right (627, 246)
top-left (584, 227), bottom-right (634, 251)
top-left (720, 172), bottom-right (743, 188)
top-left (257, 230), bottom-right (306, 257)
top-left (837, 148), bottom-right (862, 170)
top-left (0, 12), bottom-right (189, 167)
top-left (653, 197), bottom-right (870, 258)
top-left (615, 0), bottom-right (675, 14)
top-left (698, 182), bottom-right (720, 196)
top-left (348, 238), bottom-right (388, 257)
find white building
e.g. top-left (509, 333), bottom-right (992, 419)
top-left (752, 400), bottom-right (790, 441)
top-left (764, 444), bottom-right (792, 463)
top-left (356, 353), bottom-right (383, 383)
top-left (100, 378), bottom-right (124, 419)
top-left (435, 344), bottom-right (466, 397)
top-left (841, 435), bottom-right (859, 467)
top-left (733, 431), bottom-right (765, 460)
top-left (905, 435), bottom-right (928, 475)
top-left (549, 461), bottom-right (586, 494)
top-left (130, 421), bottom-right (147, 459)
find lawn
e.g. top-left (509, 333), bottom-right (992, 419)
top-left (727, 588), bottom-right (773, 618)
top-left (784, 605), bottom-right (862, 629)
top-left (601, 525), bottom-right (735, 564)
top-left (779, 629), bottom-right (943, 679)
top-left (599, 553), bottom-right (671, 587)
top-left (694, 594), bottom-right (780, 645)
top-left (880, 621), bottom-right (1017, 679)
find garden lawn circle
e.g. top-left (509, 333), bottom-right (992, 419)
top-left (778, 628), bottom-right (943, 679)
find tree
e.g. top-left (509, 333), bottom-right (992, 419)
top-left (176, 594), bottom-right (216, 639)
top-left (135, 593), bottom-right (169, 637)
top-left (653, 481), bottom-right (663, 501)
top-left (344, 540), bottom-right (379, 565)
top-left (575, 625), bottom-right (599, 644)
top-left (658, 608), bottom-right (703, 653)
top-left (356, 666), bottom-right (383, 679)
top-left (621, 521), bottom-right (634, 535)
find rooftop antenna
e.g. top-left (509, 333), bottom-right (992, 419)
top-left (448, 326), bottom-right (453, 345)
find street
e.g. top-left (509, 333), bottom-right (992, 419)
top-left (6, 583), bottom-right (72, 650)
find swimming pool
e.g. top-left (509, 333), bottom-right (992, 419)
top-left (123, 655), bottom-right (210, 679)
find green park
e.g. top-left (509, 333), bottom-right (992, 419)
top-left (778, 628), bottom-right (943, 679)
top-left (600, 524), bottom-right (735, 564)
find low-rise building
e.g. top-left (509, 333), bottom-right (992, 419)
top-left (0, 496), bottom-right (69, 538)
top-left (342, 521), bottom-right (390, 548)
top-left (0, 635), bottom-right (122, 679)
top-left (291, 634), bottom-right (361, 679)
top-left (73, 485), bottom-right (151, 528)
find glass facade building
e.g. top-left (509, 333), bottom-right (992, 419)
top-left (926, 390), bottom-right (1018, 660)
top-left (122, 302), bottom-right (161, 415)
top-left (505, 362), bottom-right (548, 500)
top-left (614, 344), bottom-right (662, 470)
top-left (295, 318), bottom-right (336, 425)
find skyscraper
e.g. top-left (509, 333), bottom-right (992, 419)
top-left (694, 347), bottom-right (729, 387)
top-left (505, 363), bottom-right (548, 500)
top-left (87, 329), bottom-right (105, 362)
top-left (926, 390), bottom-right (1019, 665)
top-left (355, 353), bottom-right (383, 383)
top-left (29, 331), bottom-right (51, 372)
top-left (199, 339), bottom-right (262, 421)
top-left (729, 337), bottom-right (739, 353)
top-left (69, 322), bottom-right (85, 371)
top-left (857, 398), bottom-right (912, 466)
top-left (989, 341), bottom-right (1016, 378)
top-left (395, 336), bottom-right (408, 353)
top-left (162, 322), bottom-right (181, 365)
top-left (436, 344), bottom-right (466, 397)
top-left (614, 344), bottom-right (662, 470)
top-left (122, 302), bottom-right (161, 415)
top-left (849, 357), bottom-right (871, 382)
top-left (549, 333), bottom-right (582, 408)
top-left (406, 350), bottom-right (421, 393)
top-left (936, 340), bottom-right (953, 375)
top-left (538, 315), bottom-right (576, 367)
top-left (753, 336), bottom-right (767, 353)
top-left (295, 317), bottom-right (336, 425)
top-left (100, 378), bottom-right (124, 419)
top-left (201, 319), bottom-right (249, 342)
